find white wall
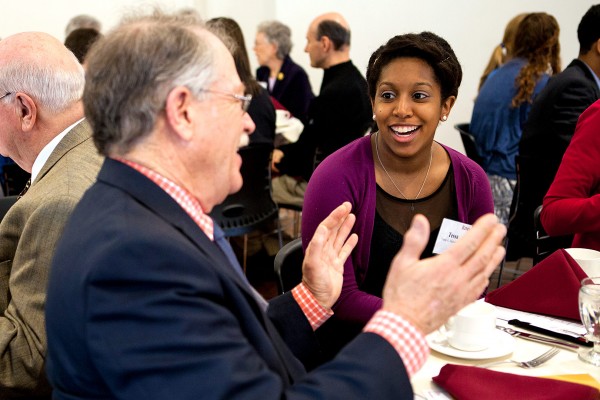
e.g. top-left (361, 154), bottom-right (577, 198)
top-left (1, 1), bottom-right (196, 41)
top-left (1, 0), bottom-right (595, 151)
top-left (272, 0), bottom-right (592, 151)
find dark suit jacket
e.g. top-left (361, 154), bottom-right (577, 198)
top-left (257, 55), bottom-right (314, 123)
top-left (520, 59), bottom-right (600, 165)
top-left (507, 60), bottom-right (600, 259)
top-left (46, 158), bottom-right (412, 400)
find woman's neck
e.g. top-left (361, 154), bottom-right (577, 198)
top-left (375, 133), bottom-right (435, 175)
top-left (268, 57), bottom-right (284, 78)
top-left (373, 132), bottom-right (452, 201)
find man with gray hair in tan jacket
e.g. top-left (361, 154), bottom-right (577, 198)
top-left (0, 31), bottom-right (103, 398)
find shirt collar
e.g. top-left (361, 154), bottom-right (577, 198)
top-left (581, 59), bottom-right (600, 91)
top-left (31, 118), bottom-right (84, 182)
top-left (113, 157), bottom-right (215, 241)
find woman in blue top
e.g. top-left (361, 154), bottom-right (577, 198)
top-left (471, 12), bottom-right (561, 225)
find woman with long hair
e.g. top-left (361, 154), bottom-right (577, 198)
top-left (206, 17), bottom-right (276, 146)
top-left (470, 12), bottom-right (560, 226)
top-left (478, 13), bottom-right (527, 91)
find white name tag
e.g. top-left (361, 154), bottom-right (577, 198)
top-left (433, 218), bottom-right (472, 254)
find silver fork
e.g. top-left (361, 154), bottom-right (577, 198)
top-left (479, 347), bottom-right (560, 369)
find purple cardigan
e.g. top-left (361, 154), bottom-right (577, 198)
top-left (302, 135), bottom-right (494, 324)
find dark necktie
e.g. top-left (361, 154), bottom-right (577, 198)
top-left (214, 226), bottom-right (300, 383)
top-left (213, 224), bottom-right (268, 310)
top-left (17, 179), bottom-right (31, 200)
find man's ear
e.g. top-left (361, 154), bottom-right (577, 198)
top-left (15, 93), bottom-right (37, 132)
top-left (164, 86), bottom-right (195, 142)
top-left (319, 36), bottom-right (333, 52)
top-left (321, 35), bottom-right (332, 52)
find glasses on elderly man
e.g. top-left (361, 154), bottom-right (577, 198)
top-left (0, 92), bottom-right (12, 101)
top-left (200, 89), bottom-right (252, 112)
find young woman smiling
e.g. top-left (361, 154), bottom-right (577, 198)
top-left (301, 32), bottom-right (494, 360)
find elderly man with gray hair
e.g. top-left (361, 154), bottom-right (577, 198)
top-left (0, 32), bottom-right (103, 398)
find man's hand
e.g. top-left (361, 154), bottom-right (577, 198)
top-left (382, 213), bottom-right (506, 334)
top-left (271, 149), bottom-right (284, 173)
top-left (302, 202), bottom-right (358, 309)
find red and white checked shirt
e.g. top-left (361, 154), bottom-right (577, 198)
top-left (116, 157), bottom-right (429, 377)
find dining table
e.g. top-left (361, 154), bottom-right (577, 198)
top-left (411, 316), bottom-right (600, 399)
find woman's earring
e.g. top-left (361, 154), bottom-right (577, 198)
top-left (441, 115), bottom-right (448, 122)
top-left (372, 114), bottom-right (376, 120)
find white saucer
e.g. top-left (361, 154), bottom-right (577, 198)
top-left (427, 330), bottom-right (515, 360)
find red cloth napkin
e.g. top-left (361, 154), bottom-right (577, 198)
top-left (270, 96), bottom-right (288, 112)
top-left (485, 249), bottom-right (587, 320)
top-left (433, 364), bottom-right (600, 400)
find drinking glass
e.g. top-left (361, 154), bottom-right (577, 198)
top-left (579, 276), bottom-right (600, 365)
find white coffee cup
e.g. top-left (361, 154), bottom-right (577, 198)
top-left (442, 301), bottom-right (496, 352)
top-left (565, 248), bottom-right (600, 277)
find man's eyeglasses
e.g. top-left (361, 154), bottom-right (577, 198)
top-left (0, 92), bottom-right (12, 101)
top-left (200, 89), bottom-right (252, 112)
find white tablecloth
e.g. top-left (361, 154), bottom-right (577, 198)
top-left (412, 330), bottom-right (600, 398)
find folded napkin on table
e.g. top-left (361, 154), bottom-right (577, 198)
top-left (275, 109), bottom-right (303, 143)
top-left (485, 249), bottom-right (587, 320)
top-left (433, 364), bottom-right (599, 400)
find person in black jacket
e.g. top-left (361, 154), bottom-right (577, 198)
top-left (271, 12), bottom-right (373, 207)
top-left (507, 4), bottom-right (600, 260)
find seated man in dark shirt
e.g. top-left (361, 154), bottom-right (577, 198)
top-left (272, 12), bottom-right (373, 207)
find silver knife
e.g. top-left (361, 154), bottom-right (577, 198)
top-left (496, 326), bottom-right (579, 350)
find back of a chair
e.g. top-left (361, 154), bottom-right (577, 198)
top-left (0, 196), bottom-right (18, 223)
top-left (507, 153), bottom-right (566, 261)
top-left (274, 238), bottom-right (303, 294)
top-left (2, 164), bottom-right (30, 197)
top-left (210, 144), bottom-right (278, 237)
top-left (533, 205), bottom-right (573, 265)
top-left (454, 123), bottom-right (484, 167)
top-left (506, 155), bottom-right (531, 260)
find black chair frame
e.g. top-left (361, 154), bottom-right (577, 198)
top-left (0, 196), bottom-right (18, 223)
top-left (533, 205), bottom-right (573, 265)
top-left (210, 144), bottom-right (283, 272)
top-left (273, 237), bottom-right (303, 294)
top-left (454, 123), bottom-right (484, 167)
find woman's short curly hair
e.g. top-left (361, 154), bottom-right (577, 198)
top-left (257, 20), bottom-right (292, 59)
top-left (366, 31), bottom-right (462, 103)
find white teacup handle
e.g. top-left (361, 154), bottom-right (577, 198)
top-left (439, 316), bottom-right (456, 341)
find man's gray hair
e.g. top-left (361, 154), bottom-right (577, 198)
top-left (83, 11), bottom-right (217, 156)
top-left (257, 20), bottom-right (292, 60)
top-left (65, 14), bottom-right (102, 36)
top-left (0, 55), bottom-right (85, 114)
